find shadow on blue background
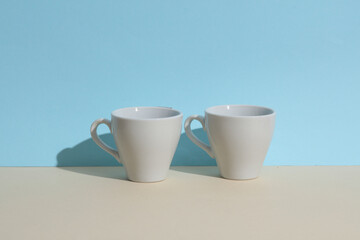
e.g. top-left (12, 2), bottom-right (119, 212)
top-left (56, 128), bottom-right (217, 178)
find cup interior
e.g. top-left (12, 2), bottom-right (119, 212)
top-left (206, 105), bottom-right (274, 117)
top-left (112, 107), bottom-right (181, 120)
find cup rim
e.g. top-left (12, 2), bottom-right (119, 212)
top-left (205, 104), bottom-right (275, 118)
top-left (111, 106), bottom-right (183, 121)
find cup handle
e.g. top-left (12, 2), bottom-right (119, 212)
top-left (90, 118), bottom-right (122, 164)
top-left (184, 115), bottom-right (214, 158)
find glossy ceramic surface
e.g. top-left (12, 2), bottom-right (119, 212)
top-left (91, 107), bottom-right (183, 182)
top-left (185, 105), bottom-right (275, 180)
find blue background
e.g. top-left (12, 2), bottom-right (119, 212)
top-left (1, 0), bottom-right (359, 166)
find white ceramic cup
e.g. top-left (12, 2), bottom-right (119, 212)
top-left (91, 107), bottom-right (183, 183)
top-left (185, 105), bottom-right (275, 180)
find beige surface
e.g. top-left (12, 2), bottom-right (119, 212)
top-left (1, 166), bottom-right (360, 240)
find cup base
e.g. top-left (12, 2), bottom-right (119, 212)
top-left (127, 177), bottom-right (167, 183)
top-left (220, 175), bottom-right (260, 181)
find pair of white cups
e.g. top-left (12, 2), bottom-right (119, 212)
top-left (91, 105), bottom-right (275, 183)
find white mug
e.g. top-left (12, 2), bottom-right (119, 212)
top-left (185, 105), bottom-right (275, 180)
top-left (91, 107), bottom-right (183, 182)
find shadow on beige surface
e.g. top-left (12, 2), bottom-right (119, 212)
top-left (172, 166), bottom-right (221, 178)
top-left (57, 166), bottom-right (128, 180)
top-left (57, 166), bottom-right (221, 181)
